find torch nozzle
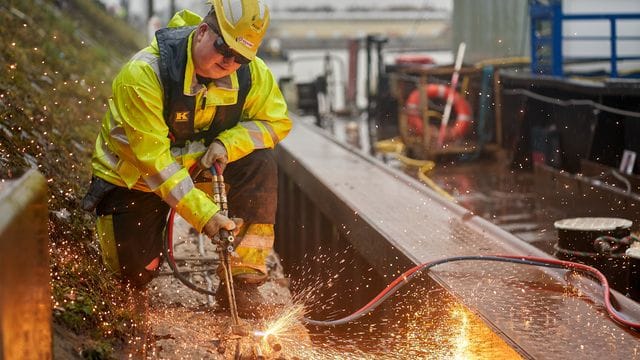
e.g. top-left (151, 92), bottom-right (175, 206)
top-left (231, 324), bottom-right (251, 336)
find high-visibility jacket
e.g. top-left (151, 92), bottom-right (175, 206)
top-left (91, 10), bottom-right (291, 232)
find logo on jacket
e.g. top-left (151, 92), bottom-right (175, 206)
top-left (174, 111), bottom-right (190, 122)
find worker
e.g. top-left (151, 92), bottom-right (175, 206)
top-left (81, 0), bottom-right (291, 318)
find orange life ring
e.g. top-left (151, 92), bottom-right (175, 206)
top-left (404, 84), bottom-right (473, 140)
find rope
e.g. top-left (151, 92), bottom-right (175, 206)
top-left (503, 88), bottom-right (640, 118)
top-left (610, 170), bottom-right (633, 193)
top-left (474, 56), bottom-right (530, 69)
top-left (374, 138), bottom-right (454, 201)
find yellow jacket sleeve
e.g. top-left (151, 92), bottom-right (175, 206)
top-left (216, 57), bottom-right (292, 162)
top-left (109, 58), bottom-right (219, 231)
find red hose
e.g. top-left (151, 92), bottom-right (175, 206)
top-left (166, 163), bottom-right (199, 275)
top-left (167, 163), bottom-right (198, 261)
top-left (305, 255), bottom-right (640, 330)
top-left (501, 255), bottom-right (639, 329)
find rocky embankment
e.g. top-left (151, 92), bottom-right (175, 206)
top-left (145, 216), bottom-right (311, 359)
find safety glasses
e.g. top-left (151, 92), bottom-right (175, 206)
top-left (206, 23), bottom-right (251, 65)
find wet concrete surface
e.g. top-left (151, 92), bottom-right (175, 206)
top-left (293, 251), bottom-right (524, 359)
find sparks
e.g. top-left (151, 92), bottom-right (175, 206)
top-left (259, 302), bottom-right (306, 340)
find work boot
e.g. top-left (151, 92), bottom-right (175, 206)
top-left (216, 280), bottom-right (279, 319)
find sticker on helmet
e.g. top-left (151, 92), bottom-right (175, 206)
top-left (236, 37), bottom-right (254, 48)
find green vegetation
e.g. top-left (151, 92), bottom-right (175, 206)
top-left (0, 0), bottom-right (145, 357)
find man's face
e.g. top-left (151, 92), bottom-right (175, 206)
top-left (192, 23), bottom-right (246, 79)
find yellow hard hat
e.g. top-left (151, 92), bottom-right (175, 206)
top-left (210, 0), bottom-right (270, 61)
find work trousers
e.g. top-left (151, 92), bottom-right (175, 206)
top-left (94, 149), bottom-right (278, 288)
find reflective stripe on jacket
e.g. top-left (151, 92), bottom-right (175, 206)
top-left (91, 10), bottom-right (291, 232)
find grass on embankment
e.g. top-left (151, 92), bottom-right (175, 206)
top-left (0, 0), bottom-right (147, 357)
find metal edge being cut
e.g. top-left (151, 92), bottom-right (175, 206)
top-left (276, 118), bottom-right (640, 359)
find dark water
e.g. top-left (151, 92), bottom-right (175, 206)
top-left (427, 159), bottom-right (564, 255)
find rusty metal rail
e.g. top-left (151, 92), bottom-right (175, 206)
top-left (0, 170), bottom-right (51, 359)
top-left (275, 119), bottom-right (640, 359)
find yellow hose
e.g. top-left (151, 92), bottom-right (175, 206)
top-left (374, 138), bottom-right (455, 202)
top-left (374, 137), bottom-right (405, 154)
top-left (473, 56), bottom-right (530, 69)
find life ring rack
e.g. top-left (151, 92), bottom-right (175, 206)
top-left (404, 84), bottom-right (473, 141)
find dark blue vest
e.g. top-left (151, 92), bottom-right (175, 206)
top-left (155, 26), bottom-right (251, 146)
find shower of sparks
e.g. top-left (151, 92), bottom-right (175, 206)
top-left (452, 305), bottom-right (471, 359)
top-left (253, 303), bottom-right (306, 356)
top-left (258, 302), bottom-right (306, 340)
top-left (143, 225), bottom-right (530, 359)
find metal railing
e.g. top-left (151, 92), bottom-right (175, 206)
top-left (0, 170), bottom-right (51, 359)
top-left (530, 0), bottom-right (640, 78)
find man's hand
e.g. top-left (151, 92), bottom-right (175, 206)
top-left (202, 212), bottom-right (243, 239)
top-left (200, 140), bottom-right (229, 172)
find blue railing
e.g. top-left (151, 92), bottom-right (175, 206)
top-left (530, 0), bottom-right (640, 78)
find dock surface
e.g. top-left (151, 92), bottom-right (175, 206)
top-left (276, 119), bottom-right (640, 359)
